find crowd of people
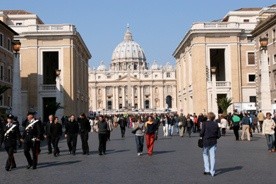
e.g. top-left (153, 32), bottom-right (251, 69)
top-left (0, 109), bottom-right (275, 176)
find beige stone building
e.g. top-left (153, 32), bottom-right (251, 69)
top-left (0, 10), bottom-right (91, 121)
top-left (89, 27), bottom-right (176, 114)
top-left (251, 5), bottom-right (276, 113)
top-left (0, 20), bottom-right (18, 115)
top-left (173, 8), bottom-right (263, 115)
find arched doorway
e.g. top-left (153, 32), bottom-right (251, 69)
top-left (166, 95), bottom-right (172, 109)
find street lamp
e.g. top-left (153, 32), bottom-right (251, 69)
top-left (211, 66), bottom-right (218, 115)
top-left (259, 36), bottom-right (271, 113)
top-left (12, 40), bottom-right (22, 121)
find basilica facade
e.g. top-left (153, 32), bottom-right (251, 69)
top-left (89, 27), bottom-right (176, 114)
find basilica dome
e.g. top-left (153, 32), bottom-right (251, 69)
top-left (111, 27), bottom-right (146, 64)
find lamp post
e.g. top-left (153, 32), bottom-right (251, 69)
top-left (12, 40), bottom-right (22, 121)
top-left (211, 66), bottom-right (218, 116)
top-left (259, 37), bottom-right (271, 113)
top-left (55, 69), bottom-right (61, 117)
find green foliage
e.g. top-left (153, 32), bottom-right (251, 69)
top-left (45, 102), bottom-right (63, 115)
top-left (217, 97), bottom-right (233, 115)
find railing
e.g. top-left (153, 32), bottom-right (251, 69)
top-left (10, 24), bottom-right (76, 33)
top-left (40, 84), bottom-right (56, 91)
top-left (191, 22), bottom-right (256, 30)
top-left (216, 81), bottom-right (231, 87)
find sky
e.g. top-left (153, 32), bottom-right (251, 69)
top-left (1, 0), bottom-right (275, 68)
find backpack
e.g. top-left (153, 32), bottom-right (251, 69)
top-left (232, 115), bottom-right (240, 125)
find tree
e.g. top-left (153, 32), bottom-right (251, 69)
top-left (45, 102), bottom-right (63, 116)
top-left (217, 97), bottom-right (233, 115)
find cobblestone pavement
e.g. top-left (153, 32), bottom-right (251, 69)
top-left (0, 127), bottom-right (275, 184)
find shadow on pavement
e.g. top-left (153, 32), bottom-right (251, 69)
top-left (216, 166), bottom-right (243, 175)
top-left (38, 160), bottom-right (82, 169)
top-left (154, 150), bottom-right (176, 155)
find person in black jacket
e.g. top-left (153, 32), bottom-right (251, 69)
top-left (65, 115), bottom-right (79, 155)
top-left (4, 115), bottom-right (21, 171)
top-left (200, 112), bottom-right (221, 177)
top-left (97, 115), bottom-right (108, 155)
top-left (45, 115), bottom-right (54, 154)
top-left (118, 115), bottom-right (127, 138)
top-left (78, 113), bottom-right (91, 155)
top-left (50, 117), bottom-right (62, 157)
top-left (22, 112), bottom-right (42, 170)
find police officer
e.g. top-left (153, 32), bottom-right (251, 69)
top-left (65, 115), bottom-right (79, 155)
top-left (4, 115), bottom-right (21, 171)
top-left (78, 113), bottom-right (91, 155)
top-left (22, 112), bottom-right (42, 169)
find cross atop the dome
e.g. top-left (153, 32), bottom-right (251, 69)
top-left (124, 24), bottom-right (133, 41)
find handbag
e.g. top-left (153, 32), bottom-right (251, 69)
top-left (131, 127), bottom-right (139, 134)
top-left (198, 138), bottom-right (203, 148)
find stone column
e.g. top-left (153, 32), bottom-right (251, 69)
top-left (260, 49), bottom-right (272, 113)
top-left (12, 53), bottom-right (22, 121)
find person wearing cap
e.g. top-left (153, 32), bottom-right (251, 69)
top-left (78, 113), bottom-right (91, 155)
top-left (4, 115), bottom-right (21, 171)
top-left (22, 112), bottom-right (42, 169)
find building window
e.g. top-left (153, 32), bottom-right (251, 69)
top-left (166, 72), bottom-right (171, 78)
top-left (0, 64), bottom-right (4, 81)
top-left (107, 75), bottom-right (111, 79)
top-left (97, 76), bottom-right (101, 79)
top-left (144, 74), bottom-right (148, 78)
top-left (7, 38), bottom-right (11, 51)
top-left (243, 19), bottom-right (249, 22)
top-left (248, 74), bottom-right (256, 83)
top-left (7, 67), bottom-right (11, 83)
top-left (0, 94), bottom-right (3, 106)
top-left (249, 96), bottom-right (256, 103)
top-left (155, 74), bottom-right (158, 78)
top-left (273, 29), bottom-right (276, 41)
top-left (119, 75), bottom-right (121, 78)
top-left (7, 96), bottom-right (11, 107)
top-left (247, 52), bottom-right (255, 65)
top-left (134, 75), bottom-right (137, 78)
top-left (16, 22), bottom-right (22, 26)
top-left (0, 34), bottom-right (3, 46)
top-left (274, 54), bottom-right (276, 64)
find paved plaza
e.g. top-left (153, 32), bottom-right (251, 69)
top-left (0, 127), bottom-right (275, 184)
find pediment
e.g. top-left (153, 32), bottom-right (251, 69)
top-left (116, 75), bottom-right (140, 82)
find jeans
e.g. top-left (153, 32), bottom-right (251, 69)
top-left (135, 135), bottom-right (144, 153)
top-left (203, 144), bottom-right (217, 176)
top-left (265, 134), bottom-right (275, 150)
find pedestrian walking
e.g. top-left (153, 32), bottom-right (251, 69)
top-left (178, 113), bottom-right (186, 137)
top-left (231, 110), bottom-right (241, 141)
top-left (133, 117), bottom-right (145, 156)
top-left (200, 112), bottom-right (221, 177)
top-left (22, 112), bottom-right (43, 170)
top-left (145, 116), bottom-right (158, 156)
top-left (97, 115), bottom-right (108, 155)
top-left (220, 115), bottom-right (228, 136)
top-left (78, 113), bottom-right (91, 155)
top-left (4, 115), bottom-right (21, 171)
top-left (262, 112), bottom-right (275, 152)
top-left (186, 114), bottom-right (193, 138)
top-left (65, 115), bottom-right (79, 155)
top-left (258, 110), bottom-right (265, 132)
top-left (45, 115), bottom-right (54, 154)
top-left (50, 117), bottom-right (62, 157)
top-left (241, 112), bottom-right (251, 141)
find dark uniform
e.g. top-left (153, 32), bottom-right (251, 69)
top-left (65, 118), bottom-right (79, 155)
top-left (22, 116), bottom-right (43, 170)
top-left (4, 115), bottom-right (21, 171)
top-left (78, 114), bottom-right (91, 155)
top-left (50, 120), bottom-right (62, 157)
top-left (98, 117), bottom-right (108, 155)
